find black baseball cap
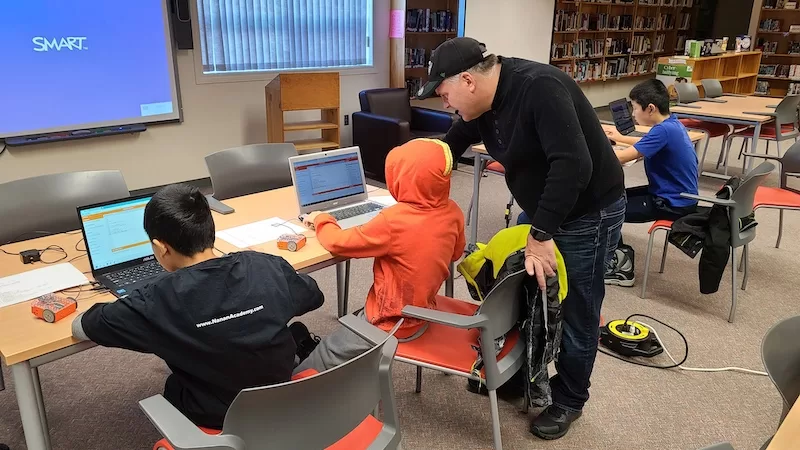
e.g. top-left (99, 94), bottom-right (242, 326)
top-left (416, 37), bottom-right (487, 100)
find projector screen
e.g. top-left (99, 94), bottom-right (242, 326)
top-left (0, 0), bottom-right (181, 139)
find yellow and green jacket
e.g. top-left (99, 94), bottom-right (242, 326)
top-left (457, 225), bottom-right (566, 407)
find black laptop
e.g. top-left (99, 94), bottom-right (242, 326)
top-left (609, 98), bottom-right (647, 137)
top-left (77, 194), bottom-right (165, 297)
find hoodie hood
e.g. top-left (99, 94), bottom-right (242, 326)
top-left (384, 138), bottom-right (454, 209)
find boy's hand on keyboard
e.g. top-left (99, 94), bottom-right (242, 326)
top-left (302, 211), bottom-right (322, 229)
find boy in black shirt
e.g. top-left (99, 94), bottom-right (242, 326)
top-left (72, 184), bottom-right (324, 428)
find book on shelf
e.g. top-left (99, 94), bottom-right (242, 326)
top-left (676, 35), bottom-right (687, 51)
top-left (575, 60), bottom-right (603, 82)
top-left (661, 0), bottom-right (675, 6)
top-left (639, 0), bottom-right (658, 5)
top-left (676, 0), bottom-right (693, 7)
top-left (554, 10), bottom-right (583, 32)
top-left (756, 80), bottom-right (770, 95)
top-left (632, 35), bottom-right (652, 53)
top-left (574, 38), bottom-right (606, 58)
top-left (406, 9), bottom-right (455, 32)
top-left (678, 13), bottom-right (691, 30)
top-left (657, 13), bottom-right (674, 30)
top-left (405, 48), bottom-right (427, 68)
top-left (790, 41), bottom-right (800, 54)
top-left (406, 78), bottom-right (423, 97)
top-left (790, 82), bottom-right (800, 94)
top-left (655, 34), bottom-right (666, 52)
top-left (758, 39), bottom-right (779, 54)
top-left (759, 63), bottom-right (800, 78)
top-left (604, 57), bottom-right (629, 79)
top-left (759, 19), bottom-right (782, 32)
top-left (628, 55), bottom-right (653, 74)
top-left (555, 63), bottom-right (574, 78)
top-left (635, 15), bottom-right (656, 30)
top-left (605, 37), bottom-right (631, 56)
top-left (609, 15), bottom-right (633, 30)
top-left (552, 42), bottom-right (574, 59)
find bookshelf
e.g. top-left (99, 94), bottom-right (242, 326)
top-left (661, 51), bottom-right (762, 96)
top-left (403, 0), bottom-right (465, 97)
top-left (756, 0), bottom-right (800, 96)
top-left (550, 0), bottom-right (696, 84)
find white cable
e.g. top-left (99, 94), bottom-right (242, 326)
top-left (637, 321), bottom-right (769, 377)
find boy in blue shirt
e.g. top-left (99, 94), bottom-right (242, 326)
top-left (604, 79), bottom-right (699, 286)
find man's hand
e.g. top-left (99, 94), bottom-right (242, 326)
top-left (302, 211), bottom-right (323, 229)
top-left (524, 235), bottom-right (557, 291)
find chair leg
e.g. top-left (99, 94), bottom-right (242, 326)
top-left (716, 136), bottom-right (729, 169)
top-left (699, 133), bottom-right (711, 170)
top-left (415, 366), bottom-right (422, 393)
top-left (777, 209), bottom-right (784, 248)
top-left (641, 230), bottom-right (658, 299)
top-left (659, 231), bottom-right (669, 273)
top-left (729, 247), bottom-right (737, 323)
top-left (766, 140), bottom-right (770, 155)
top-left (741, 245), bottom-right (750, 291)
top-left (738, 138), bottom-right (747, 160)
top-left (466, 196), bottom-right (474, 227)
top-left (488, 389), bottom-right (504, 450)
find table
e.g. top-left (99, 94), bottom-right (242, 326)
top-left (766, 399), bottom-right (800, 450)
top-left (672, 95), bottom-right (777, 175)
top-left (466, 124), bottom-right (707, 246)
top-left (0, 185), bottom-right (391, 450)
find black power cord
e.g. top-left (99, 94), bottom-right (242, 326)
top-left (597, 314), bottom-right (689, 370)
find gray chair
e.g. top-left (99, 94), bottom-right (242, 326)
top-left (701, 79), bottom-right (747, 101)
top-left (397, 269), bottom-right (528, 450)
top-left (699, 444), bottom-right (735, 450)
top-left (746, 139), bottom-right (800, 248)
top-left (0, 170), bottom-right (129, 244)
top-left (723, 95), bottom-right (800, 173)
top-left (141, 315), bottom-right (402, 450)
top-left (675, 81), bottom-right (704, 106)
top-left (640, 162), bottom-right (776, 322)
top-left (205, 143), bottom-right (297, 201)
top-left (762, 315), bottom-right (800, 433)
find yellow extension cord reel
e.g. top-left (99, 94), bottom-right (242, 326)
top-left (599, 319), bottom-right (664, 358)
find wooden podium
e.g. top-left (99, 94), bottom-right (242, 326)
top-left (265, 72), bottom-right (341, 153)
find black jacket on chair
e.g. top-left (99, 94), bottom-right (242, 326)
top-left (353, 88), bottom-right (457, 180)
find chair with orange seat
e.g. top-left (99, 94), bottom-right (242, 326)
top-left (640, 162), bottom-right (775, 322)
top-left (725, 94), bottom-right (800, 173)
top-left (141, 315), bottom-right (403, 450)
top-left (745, 139), bottom-right (800, 248)
top-left (396, 269), bottom-right (528, 450)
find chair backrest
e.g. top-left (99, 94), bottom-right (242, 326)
top-left (779, 140), bottom-right (800, 190)
top-left (220, 327), bottom-right (401, 449)
top-left (773, 94), bottom-right (800, 130)
top-left (205, 143), bottom-right (296, 201)
top-left (676, 81), bottom-right (702, 103)
top-left (0, 170), bottom-right (129, 244)
top-left (475, 269), bottom-right (527, 341)
top-left (701, 79), bottom-right (724, 98)
top-left (762, 315), bottom-right (800, 424)
top-left (729, 162), bottom-right (775, 246)
top-left (699, 443), bottom-right (735, 450)
top-left (358, 88), bottom-right (412, 124)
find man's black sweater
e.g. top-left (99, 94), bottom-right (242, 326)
top-left (445, 57), bottom-right (625, 235)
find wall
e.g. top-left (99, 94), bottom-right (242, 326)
top-left (0, 3), bottom-right (390, 191)
top-left (713, 0), bottom-right (756, 45)
top-left (464, 0), bottom-right (553, 63)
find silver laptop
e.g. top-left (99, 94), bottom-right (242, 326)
top-left (289, 147), bottom-right (384, 229)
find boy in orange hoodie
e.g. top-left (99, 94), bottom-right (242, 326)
top-left (295, 138), bottom-right (466, 372)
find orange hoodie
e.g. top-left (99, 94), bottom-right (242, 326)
top-left (313, 139), bottom-right (466, 338)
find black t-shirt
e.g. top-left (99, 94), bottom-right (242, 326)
top-left (445, 57), bottom-right (625, 235)
top-left (79, 251), bottom-right (324, 428)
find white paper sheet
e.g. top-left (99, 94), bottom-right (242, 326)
top-left (0, 264), bottom-right (89, 308)
top-left (216, 218), bottom-right (306, 249)
top-left (371, 196), bottom-right (398, 207)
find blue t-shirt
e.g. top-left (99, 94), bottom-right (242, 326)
top-left (633, 114), bottom-right (699, 208)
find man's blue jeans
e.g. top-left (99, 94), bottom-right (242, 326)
top-left (518, 196), bottom-right (625, 411)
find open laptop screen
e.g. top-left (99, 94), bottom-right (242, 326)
top-left (610, 98), bottom-right (636, 134)
top-left (80, 196), bottom-right (153, 271)
top-left (292, 150), bottom-right (366, 208)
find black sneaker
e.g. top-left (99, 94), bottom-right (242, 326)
top-left (289, 321), bottom-right (321, 363)
top-left (530, 405), bottom-right (582, 440)
top-left (604, 247), bottom-right (635, 287)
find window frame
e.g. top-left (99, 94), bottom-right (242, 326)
top-left (188, 0), bottom-right (377, 84)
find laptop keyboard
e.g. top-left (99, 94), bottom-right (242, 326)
top-left (106, 261), bottom-right (165, 287)
top-left (330, 202), bottom-right (383, 221)
top-left (628, 130), bottom-right (647, 137)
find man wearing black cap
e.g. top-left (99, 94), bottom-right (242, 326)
top-left (418, 37), bottom-right (626, 439)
